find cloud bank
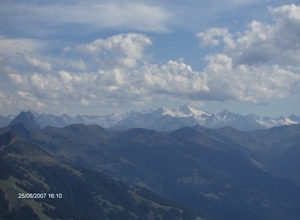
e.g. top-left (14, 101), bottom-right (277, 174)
top-left (0, 1), bottom-right (172, 36)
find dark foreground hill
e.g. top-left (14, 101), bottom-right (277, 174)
top-left (0, 132), bottom-right (202, 220)
top-left (1, 123), bottom-right (300, 219)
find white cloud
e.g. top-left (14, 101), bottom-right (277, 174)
top-left (270, 4), bottom-right (300, 27)
top-left (0, 37), bottom-right (45, 56)
top-left (140, 61), bottom-right (209, 98)
top-left (76, 33), bottom-right (152, 68)
top-left (4, 67), bottom-right (29, 87)
top-left (24, 54), bottom-right (52, 71)
top-left (80, 98), bottom-right (90, 106)
top-left (0, 90), bottom-right (12, 111)
top-left (3, 57), bottom-right (208, 108)
top-left (10, 52), bottom-right (297, 108)
top-left (202, 54), bottom-right (300, 103)
top-left (197, 28), bottom-right (235, 48)
top-left (8, 73), bottom-right (25, 85)
top-left (198, 4), bottom-right (300, 67)
top-left (17, 91), bottom-right (47, 109)
top-left (1, 1), bottom-right (172, 35)
top-left (67, 58), bottom-right (87, 71)
top-left (0, 90), bottom-right (46, 115)
top-left (59, 71), bottom-right (73, 83)
top-left (195, 4), bottom-right (300, 104)
top-left (30, 71), bottom-right (79, 100)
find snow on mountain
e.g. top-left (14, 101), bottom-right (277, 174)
top-left (149, 105), bottom-right (210, 118)
top-left (150, 107), bottom-right (173, 117)
top-left (204, 110), bottom-right (265, 131)
top-left (283, 118), bottom-right (299, 125)
top-left (3, 107), bottom-right (300, 131)
top-left (206, 110), bottom-right (240, 124)
top-left (256, 117), bottom-right (279, 128)
top-left (115, 107), bottom-right (300, 131)
top-left (288, 114), bottom-right (300, 123)
top-left (256, 115), bottom-right (299, 128)
top-left (114, 105), bottom-right (214, 130)
top-left (173, 105), bottom-right (211, 117)
top-left (174, 105), bottom-right (212, 126)
top-left (171, 105), bottom-right (194, 116)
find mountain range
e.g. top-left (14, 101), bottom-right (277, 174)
top-left (1, 105), bottom-right (299, 131)
top-left (0, 131), bottom-right (202, 220)
top-left (1, 111), bottom-right (300, 219)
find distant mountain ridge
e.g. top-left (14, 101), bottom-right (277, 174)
top-left (8, 111), bottom-right (41, 130)
top-left (1, 105), bottom-right (299, 131)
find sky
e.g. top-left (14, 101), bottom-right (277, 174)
top-left (0, 0), bottom-right (300, 117)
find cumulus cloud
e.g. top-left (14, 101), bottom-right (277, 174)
top-left (17, 91), bottom-right (47, 109)
top-left (139, 61), bottom-right (209, 98)
top-left (270, 4), bottom-right (300, 28)
top-left (198, 4), bottom-right (300, 67)
top-left (203, 54), bottom-right (300, 103)
top-left (197, 28), bottom-right (235, 48)
top-left (5, 60), bottom-right (208, 107)
top-left (67, 58), bottom-right (87, 71)
top-left (0, 90), bottom-right (46, 115)
top-left (24, 55), bottom-right (52, 71)
top-left (0, 90), bottom-right (12, 110)
top-left (4, 67), bottom-right (29, 87)
top-left (76, 33), bottom-right (152, 68)
top-left (196, 4), bottom-right (300, 103)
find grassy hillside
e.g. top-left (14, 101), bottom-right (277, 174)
top-left (0, 132), bottom-right (203, 220)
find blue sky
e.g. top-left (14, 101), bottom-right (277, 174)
top-left (0, 0), bottom-right (299, 117)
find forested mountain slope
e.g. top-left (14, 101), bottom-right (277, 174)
top-left (0, 131), bottom-right (202, 220)
top-left (1, 122), bottom-right (300, 219)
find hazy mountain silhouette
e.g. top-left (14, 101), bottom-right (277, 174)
top-left (4, 107), bottom-right (299, 131)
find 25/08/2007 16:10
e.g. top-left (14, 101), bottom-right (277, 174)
top-left (18, 193), bottom-right (62, 199)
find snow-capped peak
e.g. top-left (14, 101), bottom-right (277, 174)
top-left (149, 105), bottom-right (210, 118)
top-left (150, 107), bottom-right (172, 117)
top-left (5, 105), bottom-right (299, 131)
top-left (214, 109), bottom-right (240, 121)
